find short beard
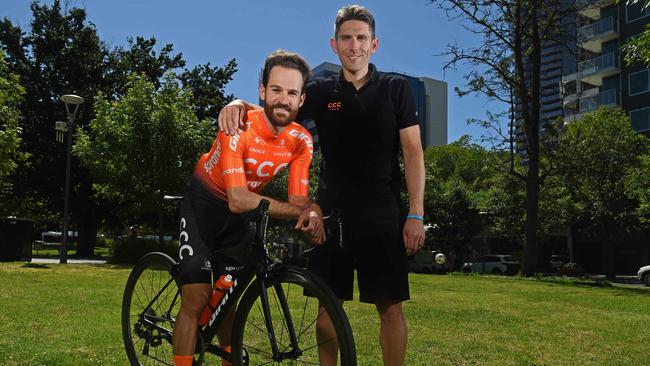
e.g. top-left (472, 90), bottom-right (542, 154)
top-left (264, 102), bottom-right (297, 128)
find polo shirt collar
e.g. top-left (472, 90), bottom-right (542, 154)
top-left (337, 63), bottom-right (378, 86)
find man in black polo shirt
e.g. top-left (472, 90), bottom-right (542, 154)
top-left (218, 6), bottom-right (425, 365)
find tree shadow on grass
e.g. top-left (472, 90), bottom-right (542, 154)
top-left (21, 263), bottom-right (51, 269)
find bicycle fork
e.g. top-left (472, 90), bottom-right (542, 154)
top-left (258, 277), bottom-right (302, 362)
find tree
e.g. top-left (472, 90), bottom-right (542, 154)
top-left (422, 137), bottom-right (492, 266)
top-left (625, 153), bottom-right (650, 222)
top-left (0, 1), bottom-right (109, 253)
top-left (429, 0), bottom-right (574, 274)
top-left (554, 108), bottom-right (650, 277)
top-left (75, 73), bottom-right (214, 242)
top-left (0, 49), bottom-right (27, 192)
top-left (179, 61), bottom-right (237, 122)
top-left (620, 0), bottom-right (650, 66)
top-left (0, 1), bottom-right (236, 255)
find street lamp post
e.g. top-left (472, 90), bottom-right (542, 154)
top-left (479, 211), bottom-right (488, 256)
top-left (56, 94), bottom-right (84, 264)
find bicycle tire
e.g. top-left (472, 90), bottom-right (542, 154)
top-left (231, 266), bottom-right (356, 365)
top-left (122, 252), bottom-right (203, 365)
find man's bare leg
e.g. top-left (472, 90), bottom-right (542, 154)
top-left (316, 302), bottom-right (340, 366)
top-left (376, 300), bottom-right (407, 366)
top-left (216, 309), bottom-right (235, 365)
top-left (173, 284), bottom-right (211, 358)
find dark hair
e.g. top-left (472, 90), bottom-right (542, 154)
top-left (262, 50), bottom-right (311, 91)
top-left (334, 4), bottom-right (376, 39)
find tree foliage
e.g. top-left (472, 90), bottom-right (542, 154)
top-left (0, 49), bottom-right (27, 189)
top-left (554, 108), bottom-right (650, 276)
top-left (0, 1), bottom-right (236, 254)
top-left (625, 153), bottom-right (650, 221)
top-left (0, 0), bottom-right (108, 228)
top-left (428, 0), bottom-right (574, 274)
top-left (75, 73), bottom-right (214, 219)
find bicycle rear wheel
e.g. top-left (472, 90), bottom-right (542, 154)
top-left (122, 252), bottom-right (200, 365)
top-left (231, 266), bottom-right (356, 365)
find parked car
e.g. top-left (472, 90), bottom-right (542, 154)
top-left (638, 265), bottom-right (650, 287)
top-left (408, 250), bottom-right (447, 274)
top-left (462, 255), bottom-right (520, 275)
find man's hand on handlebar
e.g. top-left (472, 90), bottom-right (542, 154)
top-left (294, 203), bottom-right (326, 245)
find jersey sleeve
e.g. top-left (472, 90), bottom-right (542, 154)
top-left (396, 78), bottom-right (420, 130)
top-left (216, 131), bottom-right (248, 189)
top-left (288, 132), bottom-right (313, 197)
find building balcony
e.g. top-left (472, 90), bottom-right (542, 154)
top-left (576, 0), bottom-right (614, 19)
top-left (541, 108), bottom-right (564, 121)
top-left (579, 88), bottom-right (620, 113)
top-left (577, 16), bottom-right (619, 53)
top-left (577, 52), bottom-right (620, 85)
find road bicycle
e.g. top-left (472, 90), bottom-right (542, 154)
top-left (121, 200), bottom-right (356, 365)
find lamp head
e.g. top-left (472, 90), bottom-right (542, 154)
top-left (60, 94), bottom-right (84, 105)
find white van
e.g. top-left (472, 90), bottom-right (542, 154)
top-left (407, 250), bottom-right (447, 274)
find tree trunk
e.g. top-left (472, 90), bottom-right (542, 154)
top-left (74, 178), bottom-right (97, 257)
top-left (522, 168), bottom-right (540, 275)
top-left (158, 204), bottom-right (165, 246)
top-left (521, 0), bottom-right (542, 276)
top-left (603, 217), bottom-right (617, 280)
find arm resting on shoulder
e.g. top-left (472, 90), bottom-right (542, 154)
top-left (218, 99), bottom-right (263, 135)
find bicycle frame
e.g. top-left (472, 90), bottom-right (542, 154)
top-left (136, 200), bottom-right (308, 364)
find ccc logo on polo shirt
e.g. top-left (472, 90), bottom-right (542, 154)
top-left (327, 101), bottom-right (342, 111)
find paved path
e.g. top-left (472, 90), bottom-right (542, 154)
top-left (30, 257), bottom-right (107, 265)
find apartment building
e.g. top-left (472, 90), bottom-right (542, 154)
top-left (562, 0), bottom-right (650, 137)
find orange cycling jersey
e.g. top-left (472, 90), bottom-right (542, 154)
top-left (194, 109), bottom-right (313, 201)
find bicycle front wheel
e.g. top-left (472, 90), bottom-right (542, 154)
top-left (231, 266), bottom-right (356, 365)
top-left (122, 252), bottom-right (191, 365)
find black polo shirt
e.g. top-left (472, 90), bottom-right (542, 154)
top-left (297, 63), bottom-right (419, 214)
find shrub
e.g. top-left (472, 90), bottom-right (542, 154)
top-left (108, 237), bottom-right (178, 265)
top-left (558, 262), bottom-right (584, 277)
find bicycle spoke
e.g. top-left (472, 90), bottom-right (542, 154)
top-left (241, 342), bottom-right (276, 357)
top-left (295, 306), bottom-right (324, 341)
top-left (300, 336), bottom-right (337, 353)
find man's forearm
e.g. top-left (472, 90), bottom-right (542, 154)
top-left (400, 126), bottom-right (425, 216)
top-left (227, 187), bottom-right (302, 220)
top-left (403, 150), bottom-right (425, 216)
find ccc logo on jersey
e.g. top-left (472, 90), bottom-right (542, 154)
top-left (327, 101), bottom-right (342, 111)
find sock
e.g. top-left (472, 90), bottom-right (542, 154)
top-left (222, 345), bottom-right (232, 366)
top-left (173, 355), bottom-right (194, 366)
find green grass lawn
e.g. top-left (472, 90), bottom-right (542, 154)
top-left (0, 262), bottom-right (648, 365)
top-left (31, 246), bottom-right (111, 258)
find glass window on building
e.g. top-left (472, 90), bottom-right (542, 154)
top-left (627, 1), bottom-right (650, 23)
top-left (629, 69), bottom-right (650, 95)
top-left (630, 107), bottom-right (650, 132)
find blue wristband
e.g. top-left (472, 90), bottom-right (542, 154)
top-left (406, 214), bottom-right (423, 221)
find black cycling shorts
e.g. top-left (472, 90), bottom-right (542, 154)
top-left (177, 177), bottom-right (251, 286)
top-left (308, 208), bottom-right (410, 304)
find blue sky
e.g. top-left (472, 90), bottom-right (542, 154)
top-left (4, 0), bottom-right (506, 144)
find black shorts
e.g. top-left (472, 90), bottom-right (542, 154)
top-left (308, 208), bottom-right (410, 304)
top-left (177, 177), bottom-right (252, 285)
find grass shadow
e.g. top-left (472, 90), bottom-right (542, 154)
top-left (21, 262), bottom-right (51, 269)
